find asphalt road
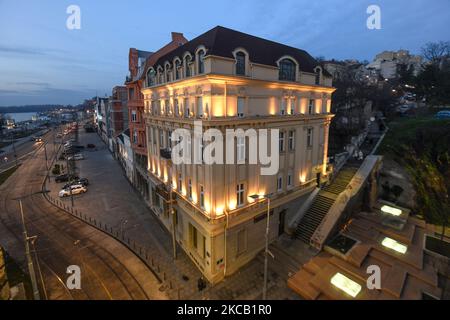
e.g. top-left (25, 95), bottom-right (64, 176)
top-left (0, 128), bottom-right (167, 300)
top-left (0, 130), bottom-right (54, 172)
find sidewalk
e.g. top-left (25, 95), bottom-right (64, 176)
top-left (45, 128), bottom-right (297, 300)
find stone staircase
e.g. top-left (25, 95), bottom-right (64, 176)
top-left (294, 165), bottom-right (359, 244)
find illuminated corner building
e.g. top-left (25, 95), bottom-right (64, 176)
top-left (126, 33), bottom-right (188, 202)
top-left (141, 26), bottom-right (335, 283)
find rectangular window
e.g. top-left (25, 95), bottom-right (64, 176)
top-left (288, 130), bottom-right (295, 151)
top-left (131, 111), bottom-right (137, 122)
top-left (168, 130), bottom-right (172, 149)
top-left (307, 128), bottom-right (313, 148)
top-left (288, 172), bottom-right (293, 187)
top-left (200, 185), bottom-right (205, 208)
top-left (237, 136), bottom-right (245, 163)
top-left (178, 173), bottom-right (182, 192)
top-left (133, 130), bottom-right (138, 144)
top-left (279, 131), bottom-right (285, 152)
top-left (277, 176), bottom-right (283, 191)
top-left (174, 99), bottom-right (179, 116)
top-left (237, 183), bottom-right (245, 207)
top-left (197, 96), bottom-right (203, 117)
top-left (152, 128), bottom-right (156, 145)
top-left (165, 100), bottom-right (170, 115)
top-left (188, 179), bottom-right (192, 199)
top-left (160, 130), bottom-right (164, 148)
top-left (281, 98), bottom-right (287, 115)
top-left (184, 98), bottom-right (190, 117)
top-left (190, 223), bottom-right (198, 249)
top-left (308, 99), bottom-right (315, 114)
top-left (237, 97), bottom-right (245, 117)
top-left (129, 88), bottom-right (135, 100)
top-left (289, 98), bottom-right (295, 115)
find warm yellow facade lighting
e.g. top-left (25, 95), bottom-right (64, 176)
top-left (330, 272), bottom-right (362, 298)
top-left (381, 237), bottom-right (407, 254)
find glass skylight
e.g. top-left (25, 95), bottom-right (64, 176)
top-left (330, 272), bottom-right (362, 298)
top-left (381, 205), bottom-right (402, 216)
top-left (381, 237), bottom-right (408, 254)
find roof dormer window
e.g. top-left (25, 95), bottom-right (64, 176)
top-left (279, 58), bottom-right (296, 82)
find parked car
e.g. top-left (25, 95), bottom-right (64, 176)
top-left (62, 178), bottom-right (89, 189)
top-left (55, 174), bottom-right (79, 183)
top-left (435, 110), bottom-right (450, 119)
top-left (58, 184), bottom-right (87, 197)
top-left (87, 143), bottom-right (96, 149)
top-left (67, 153), bottom-right (84, 161)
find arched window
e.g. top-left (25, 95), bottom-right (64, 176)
top-left (315, 69), bottom-right (321, 85)
top-left (279, 59), bottom-right (296, 81)
top-left (175, 60), bottom-right (181, 80)
top-left (165, 65), bottom-right (171, 82)
top-left (197, 50), bottom-right (205, 74)
top-left (184, 55), bottom-right (191, 77)
top-left (147, 69), bottom-right (156, 87)
top-left (236, 51), bottom-right (246, 75)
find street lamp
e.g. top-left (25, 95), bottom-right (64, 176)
top-left (249, 193), bottom-right (273, 300)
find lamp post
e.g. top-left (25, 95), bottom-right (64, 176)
top-left (249, 193), bottom-right (272, 300)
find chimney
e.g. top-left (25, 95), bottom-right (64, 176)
top-left (171, 32), bottom-right (187, 45)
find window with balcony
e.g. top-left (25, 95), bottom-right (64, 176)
top-left (279, 58), bottom-right (296, 81)
top-left (237, 183), bottom-right (245, 207)
top-left (237, 97), bottom-right (245, 117)
top-left (236, 51), bottom-right (246, 75)
top-left (288, 130), bottom-right (295, 151)
top-left (197, 50), bottom-right (205, 74)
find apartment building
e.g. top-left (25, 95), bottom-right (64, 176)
top-left (141, 26), bottom-right (335, 283)
top-left (126, 32), bottom-right (187, 203)
top-left (108, 86), bottom-right (128, 154)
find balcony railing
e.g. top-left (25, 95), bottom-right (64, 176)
top-left (159, 148), bottom-right (172, 160)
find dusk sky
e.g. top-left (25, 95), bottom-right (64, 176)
top-left (0, 0), bottom-right (448, 106)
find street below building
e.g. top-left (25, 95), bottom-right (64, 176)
top-left (0, 130), bottom-right (167, 300)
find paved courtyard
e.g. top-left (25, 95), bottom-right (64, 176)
top-left (46, 127), bottom-right (301, 300)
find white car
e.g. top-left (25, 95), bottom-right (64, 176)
top-left (58, 184), bottom-right (87, 197)
top-left (67, 153), bottom-right (84, 161)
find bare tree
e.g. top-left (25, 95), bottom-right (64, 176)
top-left (421, 41), bottom-right (450, 63)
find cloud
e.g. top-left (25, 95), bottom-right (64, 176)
top-left (0, 45), bottom-right (66, 56)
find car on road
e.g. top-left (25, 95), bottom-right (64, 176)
top-left (55, 174), bottom-right (79, 183)
top-left (67, 153), bottom-right (84, 161)
top-left (87, 143), bottom-right (96, 149)
top-left (62, 178), bottom-right (89, 189)
top-left (58, 184), bottom-right (87, 197)
top-left (435, 110), bottom-right (450, 119)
